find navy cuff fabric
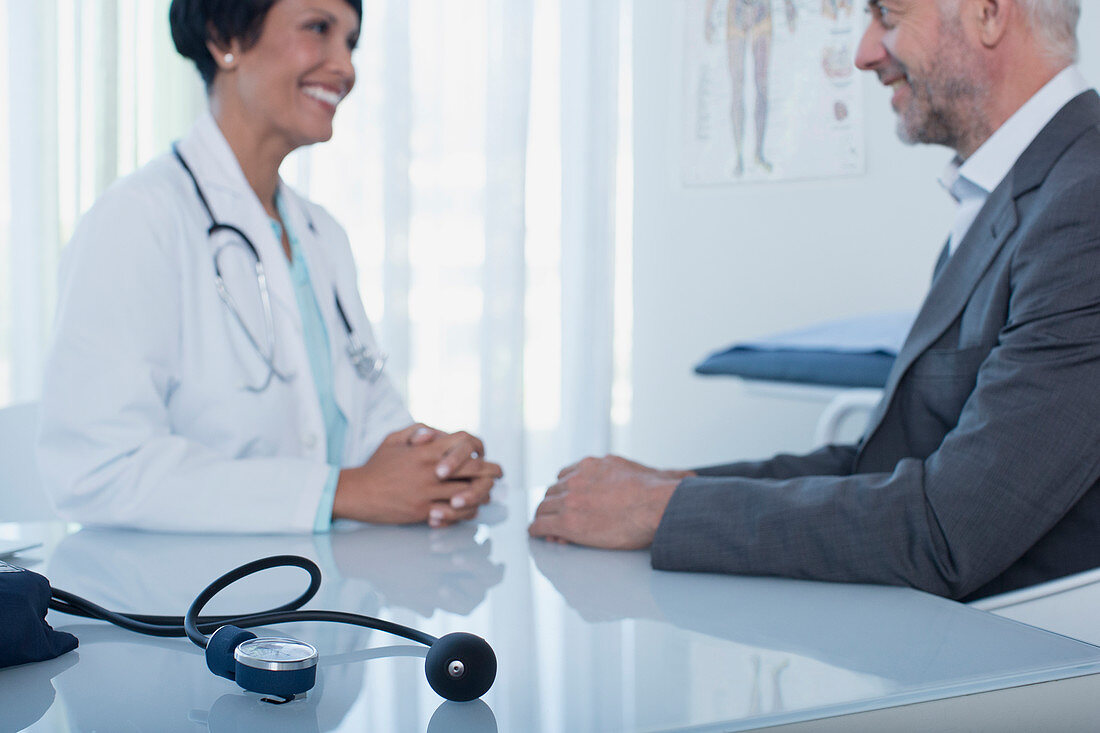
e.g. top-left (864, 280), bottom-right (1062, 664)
top-left (0, 562), bottom-right (78, 669)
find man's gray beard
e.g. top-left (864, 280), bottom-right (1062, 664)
top-left (896, 103), bottom-right (961, 149)
top-left (895, 74), bottom-right (990, 155)
top-left (892, 16), bottom-right (992, 155)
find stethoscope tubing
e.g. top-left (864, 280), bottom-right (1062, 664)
top-left (171, 143), bottom-right (384, 387)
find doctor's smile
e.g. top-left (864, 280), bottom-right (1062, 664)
top-left (301, 83), bottom-right (348, 111)
top-left (208, 0), bottom-right (360, 152)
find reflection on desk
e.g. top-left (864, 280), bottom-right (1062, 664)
top-left (1, 515), bottom-right (1099, 732)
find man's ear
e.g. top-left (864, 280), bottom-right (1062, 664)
top-left (970, 0), bottom-right (1012, 49)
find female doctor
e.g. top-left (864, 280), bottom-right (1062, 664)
top-left (36, 0), bottom-right (502, 533)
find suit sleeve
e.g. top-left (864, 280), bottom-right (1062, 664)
top-left (654, 175), bottom-right (1100, 599)
top-left (694, 443), bottom-right (859, 480)
top-left (37, 181), bottom-right (330, 533)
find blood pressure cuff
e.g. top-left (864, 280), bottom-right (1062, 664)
top-left (0, 561), bottom-right (78, 668)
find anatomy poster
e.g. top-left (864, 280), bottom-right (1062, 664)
top-left (682, 0), bottom-right (864, 185)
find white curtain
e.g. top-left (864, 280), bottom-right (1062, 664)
top-left (1, 0), bottom-right (205, 404)
top-left (1, 0), bottom-right (629, 494)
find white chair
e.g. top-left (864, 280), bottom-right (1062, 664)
top-left (969, 567), bottom-right (1100, 646)
top-left (813, 388), bottom-right (883, 445)
top-left (0, 401), bottom-right (59, 521)
top-left (743, 382), bottom-right (883, 445)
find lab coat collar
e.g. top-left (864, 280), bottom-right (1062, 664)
top-left (177, 111), bottom-right (316, 267)
top-left (174, 112), bottom-right (355, 461)
top-left (174, 112), bottom-right (298, 310)
top-left (175, 112), bottom-right (313, 398)
top-left (177, 111), bottom-right (258, 201)
top-left (273, 182), bottom-right (333, 343)
top-left (274, 180), bottom-right (319, 243)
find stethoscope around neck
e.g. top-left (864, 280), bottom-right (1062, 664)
top-left (171, 143), bottom-right (386, 391)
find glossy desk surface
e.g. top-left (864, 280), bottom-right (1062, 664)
top-left (3, 502), bottom-right (1100, 733)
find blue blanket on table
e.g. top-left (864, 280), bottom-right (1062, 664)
top-left (695, 312), bottom-right (914, 389)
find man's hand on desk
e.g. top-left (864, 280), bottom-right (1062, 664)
top-left (333, 423), bottom-right (503, 527)
top-left (528, 455), bottom-right (694, 549)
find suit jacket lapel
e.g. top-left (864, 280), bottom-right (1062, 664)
top-left (930, 240), bottom-right (951, 283)
top-left (860, 89), bottom-right (1100, 446)
top-left (861, 185), bottom-right (1019, 436)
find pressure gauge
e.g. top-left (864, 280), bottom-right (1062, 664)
top-left (234, 637), bottom-right (318, 672)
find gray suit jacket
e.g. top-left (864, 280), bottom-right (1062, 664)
top-left (653, 91), bottom-right (1100, 600)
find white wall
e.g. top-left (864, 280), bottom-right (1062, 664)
top-left (628, 2), bottom-right (1100, 469)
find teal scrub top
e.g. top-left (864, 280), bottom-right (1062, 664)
top-left (271, 194), bottom-right (347, 532)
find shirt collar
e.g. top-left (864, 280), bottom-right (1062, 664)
top-left (941, 65), bottom-right (1089, 198)
top-left (938, 156), bottom-right (965, 202)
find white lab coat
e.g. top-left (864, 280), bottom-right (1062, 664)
top-left (37, 113), bottom-right (413, 533)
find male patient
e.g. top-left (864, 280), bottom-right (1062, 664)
top-left (530, 0), bottom-right (1100, 601)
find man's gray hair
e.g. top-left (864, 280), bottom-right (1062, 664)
top-left (1018, 0), bottom-right (1080, 63)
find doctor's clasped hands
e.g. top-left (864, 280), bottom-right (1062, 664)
top-left (335, 424), bottom-right (503, 528)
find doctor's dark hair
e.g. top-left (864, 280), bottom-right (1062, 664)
top-left (169, 0), bottom-right (363, 89)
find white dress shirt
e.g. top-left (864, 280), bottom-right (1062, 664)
top-left (939, 65), bottom-right (1090, 254)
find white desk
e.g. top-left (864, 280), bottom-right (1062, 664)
top-left (3, 507), bottom-right (1100, 733)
